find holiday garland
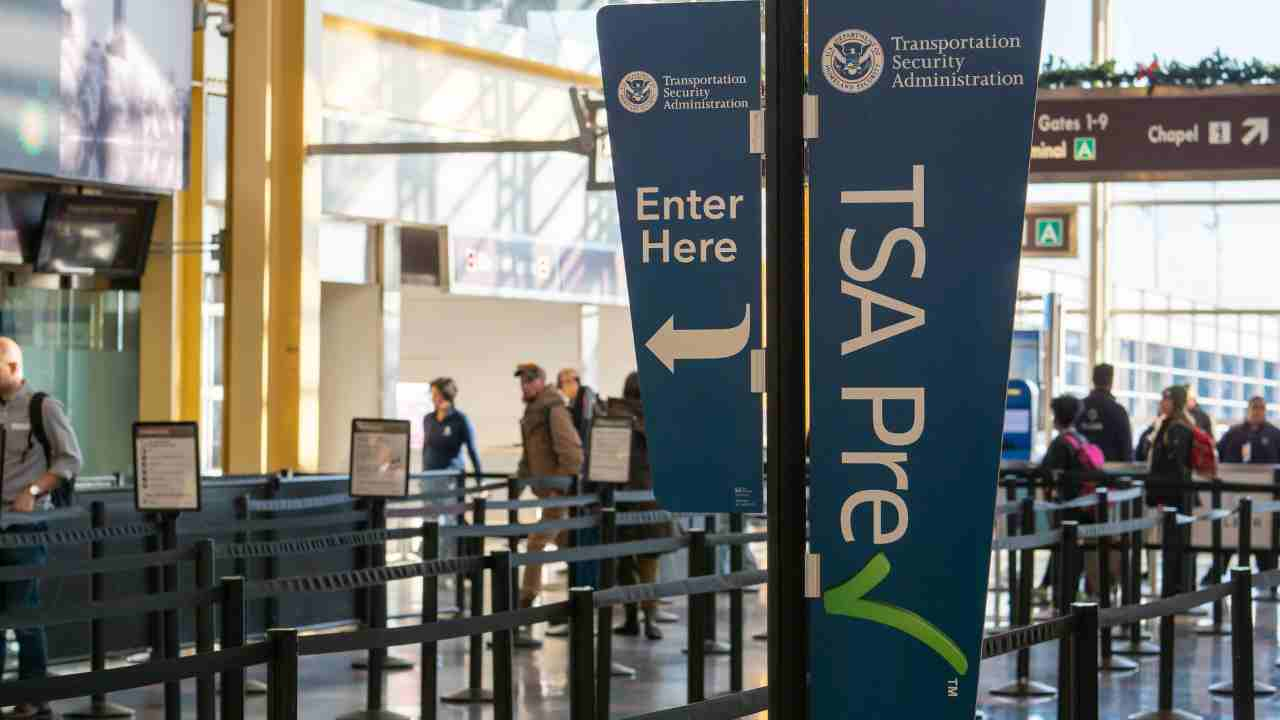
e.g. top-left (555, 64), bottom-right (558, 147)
top-left (1039, 50), bottom-right (1280, 90)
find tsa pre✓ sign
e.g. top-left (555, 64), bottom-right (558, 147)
top-left (807, 1), bottom-right (1045, 717)
top-left (597, 2), bottom-right (762, 513)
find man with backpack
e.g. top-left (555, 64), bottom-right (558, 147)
top-left (0, 338), bottom-right (82, 719)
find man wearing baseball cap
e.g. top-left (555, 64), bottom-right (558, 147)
top-left (513, 362), bottom-right (583, 642)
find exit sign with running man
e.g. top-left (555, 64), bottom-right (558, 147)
top-left (1022, 205), bottom-right (1077, 257)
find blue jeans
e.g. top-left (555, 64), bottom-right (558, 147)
top-left (0, 528), bottom-right (48, 681)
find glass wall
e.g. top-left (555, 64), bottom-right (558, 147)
top-left (0, 288), bottom-right (140, 476)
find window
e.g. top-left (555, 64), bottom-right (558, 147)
top-left (1244, 384), bottom-right (1261, 403)
top-left (1120, 340), bottom-right (1138, 363)
top-left (1065, 331), bottom-right (1085, 358)
top-left (1267, 362), bottom-right (1279, 381)
top-left (1148, 371), bottom-right (1167, 393)
top-left (1221, 382), bottom-right (1238, 401)
top-left (1244, 358), bottom-right (1260, 378)
top-left (1267, 386), bottom-right (1279, 404)
top-left (1198, 351), bottom-right (1218, 373)
top-left (1221, 355), bottom-right (1239, 375)
top-left (1172, 347), bottom-right (1191, 370)
top-left (1198, 378), bottom-right (1216, 399)
top-left (401, 226), bottom-right (443, 285)
top-left (1147, 343), bottom-right (1170, 367)
top-left (1125, 369), bottom-right (1138, 392)
top-left (1173, 374), bottom-right (1190, 388)
top-left (1066, 361), bottom-right (1085, 387)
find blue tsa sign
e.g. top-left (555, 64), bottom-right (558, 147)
top-left (807, 1), bottom-right (1045, 717)
top-left (597, 1), bottom-right (763, 513)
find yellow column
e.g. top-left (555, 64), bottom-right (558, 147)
top-left (181, 28), bottom-right (206, 423)
top-left (225, 0), bottom-right (317, 473)
top-left (138, 197), bottom-right (183, 421)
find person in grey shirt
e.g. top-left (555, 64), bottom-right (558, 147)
top-left (0, 338), bottom-right (82, 719)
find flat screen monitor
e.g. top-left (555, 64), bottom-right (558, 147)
top-left (36, 194), bottom-right (156, 277)
top-left (0, 192), bottom-right (47, 266)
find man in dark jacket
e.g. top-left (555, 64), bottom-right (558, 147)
top-left (1218, 396), bottom-right (1280, 464)
top-left (1075, 364), bottom-right (1133, 462)
top-left (556, 368), bottom-right (598, 446)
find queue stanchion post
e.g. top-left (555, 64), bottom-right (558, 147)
top-left (1264, 475), bottom-right (1280, 602)
top-left (220, 577), bottom-right (247, 720)
top-left (1115, 485), bottom-right (1160, 656)
top-left (702, 515), bottom-right (730, 656)
top-left (1198, 482), bottom-right (1230, 636)
top-left (569, 587), bottom-right (597, 720)
top-left (420, 522), bottom-right (440, 720)
top-left (990, 498), bottom-right (1056, 697)
top-left (1005, 477), bottom-right (1018, 628)
top-left (491, 550), bottom-right (515, 720)
top-left (1096, 490), bottom-right (1136, 672)
top-left (195, 539), bottom-right (217, 719)
top-left (64, 501), bottom-right (136, 719)
top-left (687, 528), bottom-right (707, 703)
top-left (265, 475), bottom-right (283, 631)
top-left (353, 497), bottom-right (414, 673)
top-left (598, 490), bottom-right (634, 681)
top-left (507, 476), bottom-right (521, 608)
top-left (160, 512), bottom-right (181, 720)
top-left (1209, 564), bottom-right (1275, 700)
top-left (454, 474), bottom-right (467, 616)
top-left (1129, 509), bottom-right (1200, 720)
top-left (234, 493), bottom-right (268, 695)
top-left (1072, 603), bottom-right (1100, 720)
top-left (729, 512), bottom-right (745, 693)
top-left (1055, 521), bottom-right (1078, 720)
top-left (267, 628), bottom-right (300, 720)
top-left (443, 497), bottom-right (494, 703)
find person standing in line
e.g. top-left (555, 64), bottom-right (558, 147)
top-left (1212, 395), bottom-right (1280, 576)
top-left (1147, 385), bottom-right (1199, 594)
top-left (513, 363), bottom-right (583, 640)
top-left (1136, 393), bottom-right (1174, 463)
top-left (421, 378), bottom-right (481, 561)
top-left (556, 368), bottom-right (598, 444)
top-left (1186, 385), bottom-right (1215, 437)
top-left (607, 372), bottom-right (672, 640)
top-left (1075, 363), bottom-right (1133, 462)
top-left (0, 338), bottom-right (83, 720)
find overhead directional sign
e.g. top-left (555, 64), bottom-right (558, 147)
top-left (808, 1), bottom-right (1045, 717)
top-left (597, 1), bottom-right (763, 513)
top-left (1030, 90), bottom-right (1280, 181)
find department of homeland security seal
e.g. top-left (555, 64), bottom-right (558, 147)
top-left (618, 71), bottom-right (659, 113)
top-left (821, 29), bottom-right (884, 94)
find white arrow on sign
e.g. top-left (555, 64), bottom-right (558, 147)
top-left (646, 304), bottom-right (751, 373)
top-left (1243, 117), bottom-right (1270, 146)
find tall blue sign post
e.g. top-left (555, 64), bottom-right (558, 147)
top-left (806, 2), bottom-right (1045, 717)
top-left (597, 1), bottom-right (763, 514)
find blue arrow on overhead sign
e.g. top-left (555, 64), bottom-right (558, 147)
top-left (597, 1), bottom-right (763, 513)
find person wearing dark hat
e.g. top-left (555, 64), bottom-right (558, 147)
top-left (1075, 363), bottom-right (1133, 462)
top-left (513, 363), bottom-right (584, 635)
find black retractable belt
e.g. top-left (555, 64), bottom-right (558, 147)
top-left (989, 498), bottom-right (1056, 698)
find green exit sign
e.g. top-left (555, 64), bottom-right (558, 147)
top-left (1023, 206), bottom-right (1076, 257)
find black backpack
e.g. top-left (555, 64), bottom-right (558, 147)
top-left (28, 392), bottom-right (76, 507)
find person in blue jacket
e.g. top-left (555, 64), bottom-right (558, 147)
top-left (423, 377), bottom-right (482, 479)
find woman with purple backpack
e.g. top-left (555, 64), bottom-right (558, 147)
top-left (1038, 394), bottom-right (1107, 600)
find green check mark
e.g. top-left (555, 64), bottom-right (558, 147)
top-left (823, 553), bottom-right (969, 676)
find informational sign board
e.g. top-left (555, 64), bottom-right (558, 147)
top-left (133, 422), bottom-right (201, 512)
top-left (597, 1), bottom-right (764, 513)
top-left (1029, 90), bottom-right (1280, 182)
top-left (1002, 380), bottom-right (1035, 462)
top-left (1022, 205), bottom-right (1076, 257)
top-left (807, 1), bottom-right (1045, 717)
top-left (349, 419), bottom-right (411, 499)
top-left (585, 416), bottom-right (633, 485)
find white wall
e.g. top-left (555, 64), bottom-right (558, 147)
top-left (319, 283), bottom-right (382, 472)
top-left (595, 304), bottom-right (638, 401)
top-left (399, 286), bottom-right (583, 454)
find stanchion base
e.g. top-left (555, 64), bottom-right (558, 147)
top-left (62, 700), bottom-right (136, 719)
top-left (752, 632), bottom-right (768, 641)
top-left (611, 662), bottom-right (637, 678)
top-left (1208, 680), bottom-right (1277, 696)
top-left (1193, 621), bottom-right (1231, 636)
top-left (351, 654), bottom-right (415, 671)
top-left (682, 641), bottom-right (732, 656)
top-left (514, 635), bottom-right (545, 650)
top-left (654, 610), bottom-right (679, 624)
top-left (1100, 655), bottom-right (1139, 672)
top-left (441, 687), bottom-right (495, 704)
top-left (545, 622), bottom-right (570, 638)
top-left (1127, 709), bottom-right (1202, 720)
top-left (335, 709), bottom-right (413, 720)
top-left (246, 679), bottom-right (269, 695)
top-left (1112, 640), bottom-right (1162, 656)
top-left (988, 679), bottom-right (1057, 697)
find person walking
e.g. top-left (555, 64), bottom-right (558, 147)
top-left (0, 338), bottom-right (83, 720)
top-left (422, 377), bottom-right (482, 479)
top-left (606, 372), bottom-right (672, 640)
top-left (513, 363), bottom-right (583, 641)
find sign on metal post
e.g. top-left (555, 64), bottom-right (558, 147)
top-left (1030, 90), bottom-right (1280, 181)
top-left (597, 1), bottom-right (763, 513)
top-left (349, 419), bottom-right (411, 499)
top-left (133, 422), bottom-right (202, 513)
top-left (807, 2), bottom-right (1045, 717)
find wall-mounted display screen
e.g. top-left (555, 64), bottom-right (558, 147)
top-left (36, 194), bottom-right (156, 277)
top-left (0, 192), bottom-right (47, 265)
top-left (0, 0), bottom-right (191, 192)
